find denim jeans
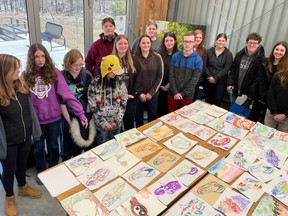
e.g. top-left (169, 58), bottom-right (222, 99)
top-left (96, 127), bottom-right (121, 145)
top-left (34, 120), bottom-right (60, 173)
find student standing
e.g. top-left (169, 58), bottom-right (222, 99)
top-left (168, 31), bottom-right (203, 112)
top-left (203, 33), bottom-right (233, 107)
top-left (133, 34), bottom-right (163, 127)
top-left (265, 58), bottom-right (288, 132)
top-left (23, 43), bottom-right (88, 183)
top-left (158, 31), bottom-right (179, 117)
top-left (88, 55), bottom-right (128, 144)
top-left (85, 17), bottom-right (117, 77)
top-left (112, 35), bottom-right (137, 130)
top-left (61, 49), bottom-right (95, 160)
top-left (0, 54), bottom-right (42, 216)
top-left (249, 41), bottom-right (288, 122)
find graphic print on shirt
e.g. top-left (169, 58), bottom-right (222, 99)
top-left (30, 76), bottom-right (52, 99)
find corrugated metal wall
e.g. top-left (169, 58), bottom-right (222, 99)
top-left (171, 0), bottom-right (288, 56)
top-left (126, 0), bottom-right (288, 56)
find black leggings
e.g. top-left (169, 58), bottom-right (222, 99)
top-left (1, 140), bottom-right (31, 197)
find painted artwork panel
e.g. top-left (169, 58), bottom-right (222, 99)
top-left (258, 147), bottom-right (287, 168)
top-left (64, 150), bottom-right (100, 176)
top-left (243, 132), bottom-right (268, 150)
top-left (61, 189), bottom-right (109, 216)
top-left (207, 133), bottom-right (238, 151)
top-left (247, 160), bottom-right (282, 182)
top-left (281, 159), bottom-right (288, 179)
top-left (104, 149), bottom-right (140, 175)
top-left (175, 105), bottom-right (199, 118)
top-left (77, 163), bottom-right (118, 190)
top-left (231, 172), bottom-right (266, 202)
top-left (94, 177), bottom-right (137, 212)
top-left (191, 174), bottom-right (230, 206)
top-left (122, 161), bottom-right (161, 190)
top-left (186, 145), bottom-right (219, 168)
top-left (191, 125), bottom-right (217, 141)
top-left (204, 104), bottom-right (228, 118)
top-left (168, 159), bottom-right (204, 186)
top-left (116, 187), bottom-right (166, 216)
top-left (222, 123), bottom-right (249, 140)
top-left (265, 138), bottom-right (288, 157)
top-left (127, 138), bottom-right (162, 159)
top-left (265, 177), bottom-right (288, 205)
top-left (187, 100), bottom-right (211, 111)
top-left (220, 111), bottom-right (240, 123)
top-left (163, 132), bottom-right (198, 155)
top-left (273, 130), bottom-right (288, 142)
top-left (213, 188), bottom-right (253, 216)
top-left (206, 118), bottom-right (229, 132)
top-left (147, 149), bottom-right (180, 173)
top-left (148, 173), bottom-right (187, 206)
top-left (250, 122), bottom-right (276, 138)
top-left (165, 191), bottom-right (215, 216)
top-left (114, 128), bottom-right (146, 147)
top-left (172, 118), bottom-right (199, 133)
top-left (158, 112), bottom-right (184, 125)
top-left (188, 111), bottom-right (215, 125)
top-left (92, 139), bottom-right (124, 160)
top-left (144, 123), bottom-right (173, 142)
top-left (232, 117), bottom-right (256, 130)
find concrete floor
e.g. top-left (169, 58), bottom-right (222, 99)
top-left (0, 166), bottom-right (67, 216)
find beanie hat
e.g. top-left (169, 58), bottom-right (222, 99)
top-left (100, 55), bottom-right (124, 78)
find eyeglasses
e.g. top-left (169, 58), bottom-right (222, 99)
top-left (247, 41), bottom-right (259, 46)
top-left (183, 40), bottom-right (194, 44)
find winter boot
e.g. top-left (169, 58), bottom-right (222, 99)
top-left (18, 183), bottom-right (42, 198)
top-left (5, 195), bottom-right (17, 216)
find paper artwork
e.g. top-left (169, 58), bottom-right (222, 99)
top-left (143, 122), bottom-right (173, 142)
top-left (204, 104), bottom-right (228, 117)
top-left (127, 138), bottom-right (162, 159)
top-left (64, 151), bottom-right (100, 176)
top-left (116, 187), bottom-right (166, 216)
top-left (191, 125), bottom-right (217, 141)
top-left (222, 123), bottom-right (249, 140)
top-left (207, 133), bottom-right (238, 150)
top-left (188, 100), bottom-right (211, 111)
top-left (191, 174), bottom-right (230, 206)
top-left (94, 177), bottom-right (137, 212)
top-left (250, 122), bottom-right (276, 138)
top-left (265, 176), bottom-right (288, 205)
top-left (265, 137), bottom-right (288, 157)
top-left (213, 188), bottom-right (253, 216)
top-left (77, 163), bottom-right (118, 190)
top-left (281, 159), bottom-right (288, 179)
top-left (186, 145), bottom-right (219, 168)
top-left (158, 112), bottom-right (184, 125)
top-left (273, 130), bottom-right (288, 142)
top-left (188, 111), bottom-right (215, 125)
top-left (243, 132), bottom-right (268, 150)
top-left (252, 193), bottom-right (288, 216)
top-left (225, 141), bottom-right (261, 170)
top-left (247, 160), bottom-right (282, 182)
top-left (60, 189), bottom-right (110, 216)
top-left (206, 118), bottom-right (229, 132)
top-left (231, 172), bottom-right (266, 202)
top-left (232, 117), bottom-right (256, 130)
top-left (38, 164), bottom-right (80, 197)
top-left (122, 161), bottom-right (160, 190)
top-left (104, 149), bottom-right (140, 175)
top-left (258, 147), bottom-right (287, 168)
top-left (208, 158), bottom-right (244, 183)
top-left (172, 118), bottom-right (199, 134)
top-left (148, 173), bottom-right (187, 205)
top-left (147, 148), bottom-right (180, 173)
top-left (220, 111), bottom-right (240, 123)
top-left (165, 191), bottom-right (215, 216)
top-left (163, 132), bottom-right (198, 155)
top-left (114, 128), bottom-right (146, 146)
top-left (175, 105), bottom-right (199, 118)
top-left (168, 159), bottom-right (204, 186)
top-left (92, 139), bottom-right (124, 161)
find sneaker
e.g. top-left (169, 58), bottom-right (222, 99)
top-left (18, 183), bottom-right (42, 198)
top-left (5, 195), bottom-right (17, 216)
top-left (36, 176), bottom-right (43, 185)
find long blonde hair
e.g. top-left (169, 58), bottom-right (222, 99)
top-left (112, 35), bottom-right (136, 73)
top-left (0, 54), bottom-right (29, 106)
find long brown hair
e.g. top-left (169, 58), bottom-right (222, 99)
top-left (24, 43), bottom-right (56, 88)
top-left (112, 35), bottom-right (136, 73)
top-left (193, 29), bottom-right (205, 58)
top-left (159, 32), bottom-right (179, 67)
top-left (0, 54), bottom-right (29, 106)
top-left (134, 34), bottom-right (157, 65)
top-left (267, 41), bottom-right (288, 73)
top-left (276, 58), bottom-right (288, 87)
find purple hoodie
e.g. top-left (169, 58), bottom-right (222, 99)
top-left (30, 68), bottom-right (86, 124)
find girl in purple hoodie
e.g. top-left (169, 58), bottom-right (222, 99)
top-left (23, 43), bottom-right (88, 182)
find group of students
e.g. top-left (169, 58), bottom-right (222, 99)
top-left (1, 16), bottom-right (288, 216)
